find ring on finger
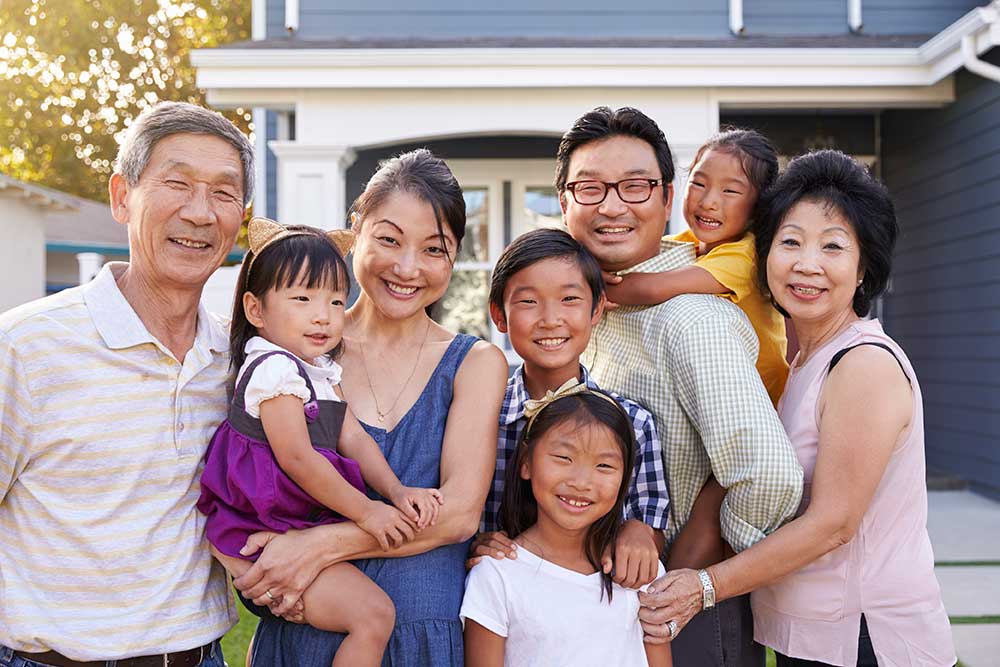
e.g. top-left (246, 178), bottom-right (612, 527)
top-left (666, 619), bottom-right (678, 640)
top-left (265, 589), bottom-right (275, 601)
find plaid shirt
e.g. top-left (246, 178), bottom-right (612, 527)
top-left (582, 239), bottom-right (804, 553)
top-left (481, 364), bottom-right (670, 534)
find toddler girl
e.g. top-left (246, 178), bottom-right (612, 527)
top-left (461, 386), bottom-right (671, 667)
top-left (197, 217), bottom-right (443, 667)
top-left (605, 128), bottom-right (789, 404)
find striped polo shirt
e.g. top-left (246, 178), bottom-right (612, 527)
top-left (0, 263), bottom-right (237, 659)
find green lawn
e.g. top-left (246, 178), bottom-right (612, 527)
top-left (221, 596), bottom-right (257, 667)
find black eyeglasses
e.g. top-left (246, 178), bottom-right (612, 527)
top-left (564, 178), bottom-right (663, 205)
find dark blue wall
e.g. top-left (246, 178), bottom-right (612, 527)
top-left (881, 49), bottom-right (1000, 500)
top-left (265, 0), bottom-right (987, 40)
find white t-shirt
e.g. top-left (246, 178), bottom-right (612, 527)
top-left (460, 545), bottom-right (664, 666)
top-left (237, 336), bottom-right (343, 417)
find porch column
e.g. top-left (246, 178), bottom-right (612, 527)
top-left (268, 142), bottom-right (357, 230)
top-left (75, 252), bottom-right (104, 285)
top-left (668, 142), bottom-right (701, 236)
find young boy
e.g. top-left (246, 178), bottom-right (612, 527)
top-left (472, 228), bottom-right (670, 589)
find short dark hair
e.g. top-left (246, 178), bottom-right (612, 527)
top-left (754, 150), bottom-right (898, 318)
top-left (488, 228), bottom-right (604, 316)
top-left (555, 106), bottom-right (675, 194)
top-left (229, 226), bottom-right (351, 391)
top-left (350, 148), bottom-right (466, 260)
top-left (498, 391), bottom-right (636, 603)
top-left (690, 127), bottom-right (779, 207)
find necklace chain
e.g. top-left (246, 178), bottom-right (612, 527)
top-left (360, 318), bottom-right (432, 423)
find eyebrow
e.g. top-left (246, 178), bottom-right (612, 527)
top-left (373, 219), bottom-right (405, 234)
top-left (573, 168), bottom-right (653, 179)
top-left (162, 160), bottom-right (242, 187)
top-left (780, 222), bottom-right (852, 235)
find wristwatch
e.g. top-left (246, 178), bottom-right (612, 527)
top-left (697, 569), bottom-right (716, 610)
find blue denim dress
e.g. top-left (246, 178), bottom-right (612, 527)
top-left (249, 334), bottom-right (478, 667)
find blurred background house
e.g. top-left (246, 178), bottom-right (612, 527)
top-left (189, 0), bottom-right (1000, 499)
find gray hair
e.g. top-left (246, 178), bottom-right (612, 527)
top-left (115, 101), bottom-right (255, 206)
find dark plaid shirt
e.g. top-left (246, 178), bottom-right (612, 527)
top-left (481, 364), bottom-right (670, 533)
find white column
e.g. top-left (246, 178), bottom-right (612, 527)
top-left (668, 143), bottom-right (701, 236)
top-left (76, 252), bottom-right (105, 285)
top-left (268, 142), bottom-right (357, 231)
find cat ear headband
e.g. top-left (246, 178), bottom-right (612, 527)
top-left (246, 216), bottom-right (357, 271)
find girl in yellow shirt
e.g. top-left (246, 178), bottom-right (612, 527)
top-left (605, 129), bottom-right (789, 405)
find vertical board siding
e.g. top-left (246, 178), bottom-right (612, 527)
top-left (881, 49), bottom-right (1000, 499)
top-left (743, 0), bottom-right (845, 35)
top-left (265, 110), bottom-right (278, 220)
top-left (266, 0), bottom-right (285, 38)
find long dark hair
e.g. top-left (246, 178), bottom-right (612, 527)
top-left (229, 226), bottom-right (351, 392)
top-left (498, 392), bottom-right (637, 602)
top-left (689, 127), bottom-right (779, 228)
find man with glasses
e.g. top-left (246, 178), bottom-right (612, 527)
top-left (558, 106), bottom-right (803, 666)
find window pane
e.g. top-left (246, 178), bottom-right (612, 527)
top-left (524, 187), bottom-right (562, 230)
top-left (435, 269), bottom-right (490, 340)
top-left (458, 188), bottom-right (488, 263)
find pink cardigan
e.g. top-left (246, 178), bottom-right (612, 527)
top-left (751, 319), bottom-right (955, 666)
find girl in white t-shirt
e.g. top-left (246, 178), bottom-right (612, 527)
top-left (461, 385), bottom-right (672, 667)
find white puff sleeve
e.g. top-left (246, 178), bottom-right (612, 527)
top-left (242, 354), bottom-right (312, 418)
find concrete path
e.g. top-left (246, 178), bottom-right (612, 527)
top-left (927, 490), bottom-right (1000, 667)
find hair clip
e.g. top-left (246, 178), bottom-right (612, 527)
top-left (522, 378), bottom-right (620, 437)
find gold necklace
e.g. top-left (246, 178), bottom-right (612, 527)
top-left (360, 318), bottom-right (432, 423)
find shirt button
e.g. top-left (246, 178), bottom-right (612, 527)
top-left (177, 422), bottom-right (185, 432)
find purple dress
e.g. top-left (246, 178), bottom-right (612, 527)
top-left (197, 350), bottom-right (367, 560)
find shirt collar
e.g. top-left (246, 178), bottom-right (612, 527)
top-left (502, 363), bottom-right (598, 426)
top-left (244, 336), bottom-right (343, 384)
top-left (83, 262), bottom-right (229, 354)
top-left (618, 237), bottom-right (697, 276)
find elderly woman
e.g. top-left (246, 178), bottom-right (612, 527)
top-left (642, 150), bottom-right (955, 666)
top-left (234, 149), bottom-right (508, 666)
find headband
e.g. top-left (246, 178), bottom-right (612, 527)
top-left (522, 378), bottom-right (622, 438)
top-left (246, 216), bottom-right (357, 271)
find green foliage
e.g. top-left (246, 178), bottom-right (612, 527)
top-left (221, 592), bottom-right (257, 666)
top-left (0, 0), bottom-right (252, 202)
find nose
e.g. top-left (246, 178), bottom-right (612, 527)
top-left (792, 247), bottom-right (823, 275)
top-left (597, 185), bottom-right (628, 217)
top-left (312, 303), bottom-right (330, 324)
top-left (701, 187), bottom-right (720, 211)
top-left (393, 247), bottom-right (421, 281)
top-left (565, 463), bottom-right (594, 492)
top-left (180, 185), bottom-right (216, 226)
top-left (539, 301), bottom-right (563, 327)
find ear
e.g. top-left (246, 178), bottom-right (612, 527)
top-left (488, 301), bottom-right (508, 333)
top-left (519, 459), bottom-right (532, 481)
top-left (349, 211), bottom-right (361, 232)
top-left (663, 183), bottom-right (674, 226)
top-left (109, 173), bottom-right (130, 226)
top-left (559, 190), bottom-right (569, 217)
top-left (243, 291), bottom-right (266, 329)
top-left (591, 293), bottom-right (606, 326)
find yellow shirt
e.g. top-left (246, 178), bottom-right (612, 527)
top-left (670, 229), bottom-right (788, 405)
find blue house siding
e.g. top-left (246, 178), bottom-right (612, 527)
top-left (881, 49), bottom-right (1000, 499)
top-left (863, 1), bottom-right (984, 35)
top-left (265, 1), bottom-right (985, 40)
top-left (265, 110), bottom-right (278, 220)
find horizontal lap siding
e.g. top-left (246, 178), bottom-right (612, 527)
top-left (863, 1), bottom-right (984, 35)
top-left (881, 50), bottom-right (1000, 499)
top-left (291, 0), bottom-right (729, 39)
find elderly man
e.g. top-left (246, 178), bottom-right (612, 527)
top-left (559, 106), bottom-right (804, 666)
top-left (0, 102), bottom-right (252, 665)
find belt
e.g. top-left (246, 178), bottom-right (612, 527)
top-left (14, 643), bottom-right (212, 667)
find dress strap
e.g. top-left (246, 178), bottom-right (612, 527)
top-left (829, 342), bottom-right (910, 384)
top-left (233, 350), bottom-right (319, 412)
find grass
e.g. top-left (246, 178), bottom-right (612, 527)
top-left (220, 595), bottom-right (257, 667)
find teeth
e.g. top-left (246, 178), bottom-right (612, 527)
top-left (386, 282), bottom-right (417, 295)
top-left (697, 216), bottom-right (721, 227)
top-left (172, 238), bottom-right (208, 249)
top-left (536, 338), bottom-right (568, 347)
top-left (792, 286), bottom-right (821, 295)
top-left (559, 496), bottom-right (592, 508)
top-left (598, 227), bottom-right (630, 234)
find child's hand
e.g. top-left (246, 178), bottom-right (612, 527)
top-left (358, 501), bottom-right (418, 551)
top-left (466, 530), bottom-right (517, 569)
top-left (602, 270), bottom-right (623, 310)
top-left (605, 272), bottom-right (667, 308)
top-left (604, 519), bottom-right (662, 589)
top-left (389, 486), bottom-right (444, 530)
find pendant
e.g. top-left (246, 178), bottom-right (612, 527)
top-left (377, 412), bottom-right (385, 422)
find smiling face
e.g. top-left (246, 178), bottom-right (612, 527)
top-left (767, 199), bottom-right (863, 326)
top-left (521, 417), bottom-right (625, 536)
top-left (683, 148), bottom-right (757, 252)
top-left (561, 135), bottom-right (673, 273)
top-left (244, 263), bottom-right (347, 363)
top-left (352, 190), bottom-right (456, 321)
top-left (490, 257), bottom-right (603, 386)
top-left (110, 133), bottom-right (245, 294)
